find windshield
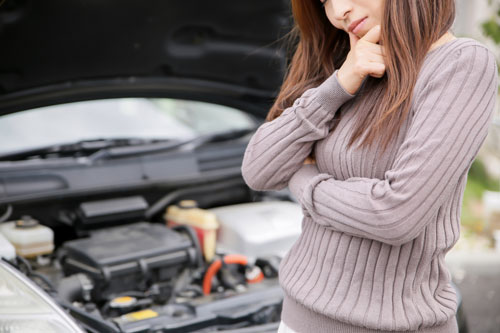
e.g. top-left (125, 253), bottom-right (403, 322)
top-left (0, 98), bottom-right (257, 155)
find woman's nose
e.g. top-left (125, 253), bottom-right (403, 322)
top-left (331, 0), bottom-right (353, 21)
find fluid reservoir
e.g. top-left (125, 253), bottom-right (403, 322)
top-left (165, 200), bottom-right (219, 262)
top-left (0, 233), bottom-right (15, 260)
top-left (0, 216), bottom-right (54, 258)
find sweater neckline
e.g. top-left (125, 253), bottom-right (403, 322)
top-left (424, 37), bottom-right (463, 59)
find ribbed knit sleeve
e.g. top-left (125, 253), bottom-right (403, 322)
top-left (241, 70), bottom-right (357, 191)
top-left (288, 45), bottom-right (498, 246)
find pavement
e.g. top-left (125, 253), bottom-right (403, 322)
top-left (445, 248), bottom-right (500, 333)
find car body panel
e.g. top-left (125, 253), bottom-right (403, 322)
top-left (0, 0), bottom-right (292, 118)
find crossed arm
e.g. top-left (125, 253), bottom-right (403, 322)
top-left (241, 69), bottom-right (357, 191)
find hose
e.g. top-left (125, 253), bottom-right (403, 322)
top-left (202, 254), bottom-right (255, 295)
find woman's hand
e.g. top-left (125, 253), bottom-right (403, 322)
top-left (303, 156), bottom-right (316, 164)
top-left (337, 24), bottom-right (386, 95)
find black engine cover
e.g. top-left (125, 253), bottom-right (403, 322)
top-left (61, 222), bottom-right (201, 302)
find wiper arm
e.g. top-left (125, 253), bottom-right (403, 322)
top-left (0, 137), bottom-right (172, 162)
top-left (0, 127), bottom-right (257, 163)
top-left (88, 127), bottom-right (257, 162)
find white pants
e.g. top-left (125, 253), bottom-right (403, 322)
top-left (277, 320), bottom-right (299, 333)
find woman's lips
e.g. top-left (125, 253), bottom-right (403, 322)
top-left (351, 17), bottom-right (367, 34)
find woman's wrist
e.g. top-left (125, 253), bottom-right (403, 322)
top-left (288, 164), bottom-right (320, 205)
top-left (337, 64), bottom-right (364, 95)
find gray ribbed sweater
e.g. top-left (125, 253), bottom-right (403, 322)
top-left (241, 37), bottom-right (498, 332)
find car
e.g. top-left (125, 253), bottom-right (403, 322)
top-left (0, 1), bottom-right (469, 332)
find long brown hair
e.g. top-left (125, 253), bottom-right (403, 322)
top-left (267, 0), bottom-right (455, 155)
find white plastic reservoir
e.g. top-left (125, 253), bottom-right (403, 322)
top-left (209, 201), bottom-right (303, 259)
top-left (0, 216), bottom-right (54, 258)
top-left (0, 233), bottom-right (15, 260)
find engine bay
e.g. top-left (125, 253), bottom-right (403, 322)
top-left (0, 191), bottom-right (302, 333)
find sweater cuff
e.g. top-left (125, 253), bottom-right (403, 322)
top-left (288, 164), bottom-right (321, 206)
top-left (314, 70), bottom-right (358, 107)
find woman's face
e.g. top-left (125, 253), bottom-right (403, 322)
top-left (320, 0), bottom-right (384, 38)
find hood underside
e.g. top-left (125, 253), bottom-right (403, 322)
top-left (0, 0), bottom-right (293, 117)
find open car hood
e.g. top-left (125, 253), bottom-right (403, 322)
top-left (0, 0), bottom-right (293, 118)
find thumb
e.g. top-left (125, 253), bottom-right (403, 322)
top-left (360, 24), bottom-right (381, 44)
top-left (348, 32), bottom-right (360, 50)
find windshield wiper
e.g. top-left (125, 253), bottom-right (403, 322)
top-left (0, 127), bottom-right (256, 162)
top-left (88, 127), bottom-right (256, 161)
top-left (0, 137), bottom-right (173, 162)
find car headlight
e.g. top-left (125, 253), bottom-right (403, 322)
top-left (0, 261), bottom-right (83, 333)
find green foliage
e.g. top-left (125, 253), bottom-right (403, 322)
top-left (483, 0), bottom-right (500, 44)
top-left (468, 158), bottom-right (499, 192)
top-left (463, 2), bottom-right (500, 233)
top-left (482, 19), bottom-right (500, 44)
top-left (461, 159), bottom-right (500, 232)
top-left (463, 177), bottom-right (487, 202)
top-left (481, 1), bottom-right (500, 91)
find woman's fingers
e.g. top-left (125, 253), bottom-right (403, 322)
top-left (303, 156), bottom-right (316, 164)
top-left (367, 62), bottom-right (386, 78)
top-left (348, 32), bottom-right (360, 50)
top-left (338, 25), bottom-right (387, 94)
top-left (359, 24), bottom-right (381, 44)
top-left (368, 53), bottom-right (386, 64)
top-left (366, 43), bottom-right (386, 57)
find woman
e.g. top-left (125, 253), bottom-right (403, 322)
top-left (241, 0), bottom-right (498, 332)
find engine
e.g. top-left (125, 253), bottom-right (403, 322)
top-left (60, 222), bottom-right (201, 304)
top-left (0, 197), bottom-right (301, 332)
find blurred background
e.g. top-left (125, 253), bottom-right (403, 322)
top-left (446, 1), bottom-right (500, 332)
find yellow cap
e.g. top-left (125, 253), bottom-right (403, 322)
top-left (124, 309), bottom-right (158, 322)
